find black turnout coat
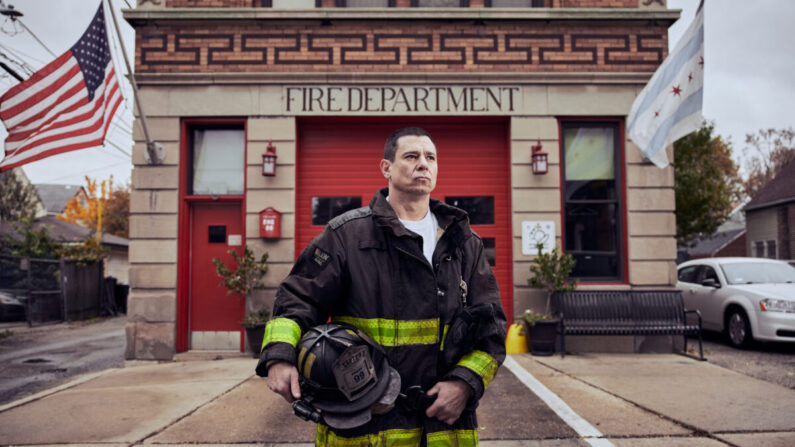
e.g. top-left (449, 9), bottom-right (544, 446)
top-left (257, 188), bottom-right (507, 446)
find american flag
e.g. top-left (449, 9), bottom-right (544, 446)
top-left (0, 3), bottom-right (122, 172)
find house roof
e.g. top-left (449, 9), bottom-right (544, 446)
top-left (688, 228), bottom-right (745, 257)
top-left (34, 184), bottom-right (84, 215)
top-left (744, 160), bottom-right (795, 212)
top-left (1, 216), bottom-right (129, 248)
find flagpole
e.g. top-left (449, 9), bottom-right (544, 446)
top-left (104, 0), bottom-right (164, 165)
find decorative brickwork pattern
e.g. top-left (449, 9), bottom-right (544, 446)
top-left (561, 0), bottom-right (637, 7)
top-left (164, 0), bottom-right (641, 7)
top-left (166, 0), bottom-right (255, 6)
top-left (136, 23), bottom-right (666, 73)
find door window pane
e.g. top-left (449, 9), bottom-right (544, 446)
top-left (208, 225), bottom-right (226, 244)
top-left (445, 196), bottom-right (494, 225)
top-left (191, 129), bottom-right (244, 196)
top-left (312, 196), bottom-right (362, 225)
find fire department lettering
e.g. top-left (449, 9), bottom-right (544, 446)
top-left (285, 85), bottom-right (520, 115)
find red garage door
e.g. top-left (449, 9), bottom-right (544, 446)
top-left (296, 117), bottom-right (513, 323)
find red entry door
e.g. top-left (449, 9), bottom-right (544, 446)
top-left (189, 203), bottom-right (244, 350)
top-left (296, 118), bottom-right (513, 323)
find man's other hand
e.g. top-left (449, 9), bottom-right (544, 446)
top-left (425, 379), bottom-right (472, 425)
top-left (267, 362), bottom-right (301, 403)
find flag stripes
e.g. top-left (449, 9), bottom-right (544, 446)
top-left (0, 3), bottom-right (122, 172)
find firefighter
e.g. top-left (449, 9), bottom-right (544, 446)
top-left (256, 127), bottom-right (507, 446)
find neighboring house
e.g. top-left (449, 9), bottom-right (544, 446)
top-left (34, 184), bottom-right (86, 217)
top-left (744, 160), bottom-right (795, 260)
top-left (681, 204), bottom-right (747, 262)
top-left (0, 216), bottom-right (130, 284)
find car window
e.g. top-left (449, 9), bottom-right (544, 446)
top-left (720, 262), bottom-right (795, 284)
top-left (701, 266), bottom-right (719, 283)
top-left (678, 265), bottom-right (699, 284)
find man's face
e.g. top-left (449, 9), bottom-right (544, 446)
top-left (382, 135), bottom-right (438, 196)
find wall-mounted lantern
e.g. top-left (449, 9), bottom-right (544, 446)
top-left (531, 139), bottom-right (548, 175)
top-left (262, 140), bottom-right (277, 176)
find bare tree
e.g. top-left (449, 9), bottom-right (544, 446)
top-left (740, 127), bottom-right (794, 198)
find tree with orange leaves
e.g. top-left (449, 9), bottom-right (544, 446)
top-left (58, 176), bottom-right (130, 239)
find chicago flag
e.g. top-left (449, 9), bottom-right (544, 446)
top-left (0, 3), bottom-right (122, 172)
top-left (627, 1), bottom-right (704, 168)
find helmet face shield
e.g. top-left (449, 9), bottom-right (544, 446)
top-left (333, 344), bottom-right (378, 401)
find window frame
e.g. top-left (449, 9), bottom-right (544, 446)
top-left (558, 118), bottom-right (628, 283)
top-left (186, 125), bottom-right (246, 198)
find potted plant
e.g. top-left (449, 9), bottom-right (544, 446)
top-left (521, 242), bottom-right (577, 356)
top-left (212, 246), bottom-right (270, 357)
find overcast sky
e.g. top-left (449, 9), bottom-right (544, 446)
top-left (0, 0), bottom-right (793, 186)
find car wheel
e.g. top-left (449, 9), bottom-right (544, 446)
top-left (726, 309), bottom-right (752, 349)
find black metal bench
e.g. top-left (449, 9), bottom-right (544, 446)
top-left (551, 290), bottom-right (704, 360)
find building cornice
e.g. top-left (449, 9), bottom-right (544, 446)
top-left (132, 71), bottom-right (653, 86)
top-left (123, 8), bottom-right (680, 25)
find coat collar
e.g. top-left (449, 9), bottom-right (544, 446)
top-left (369, 188), bottom-right (471, 242)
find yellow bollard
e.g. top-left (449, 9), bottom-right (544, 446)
top-left (505, 322), bottom-right (528, 354)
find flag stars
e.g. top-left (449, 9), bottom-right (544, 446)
top-left (671, 85), bottom-right (682, 96)
top-left (688, 72), bottom-right (694, 83)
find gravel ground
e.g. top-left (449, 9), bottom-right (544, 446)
top-left (697, 330), bottom-right (795, 389)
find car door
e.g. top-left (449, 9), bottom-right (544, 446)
top-left (677, 264), bottom-right (702, 315)
top-left (693, 264), bottom-right (724, 331)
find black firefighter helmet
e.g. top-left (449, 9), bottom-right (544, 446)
top-left (293, 323), bottom-right (401, 429)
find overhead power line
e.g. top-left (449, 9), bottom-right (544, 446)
top-left (16, 19), bottom-right (55, 58)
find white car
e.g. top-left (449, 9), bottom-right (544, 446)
top-left (676, 257), bottom-right (795, 348)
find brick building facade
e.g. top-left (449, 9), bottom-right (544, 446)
top-left (124, 0), bottom-right (680, 360)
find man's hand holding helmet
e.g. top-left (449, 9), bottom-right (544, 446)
top-left (267, 361), bottom-right (301, 403)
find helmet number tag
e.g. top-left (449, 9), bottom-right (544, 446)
top-left (333, 345), bottom-right (377, 401)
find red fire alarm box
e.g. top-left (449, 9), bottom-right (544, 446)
top-left (259, 207), bottom-right (281, 239)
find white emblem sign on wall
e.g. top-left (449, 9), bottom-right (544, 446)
top-left (521, 221), bottom-right (555, 255)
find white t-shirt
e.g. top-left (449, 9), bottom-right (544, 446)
top-left (388, 198), bottom-right (439, 265)
top-left (399, 210), bottom-right (439, 265)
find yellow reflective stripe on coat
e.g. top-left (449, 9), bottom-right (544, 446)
top-left (316, 424), bottom-right (423, 446)
top-left (457, 350), bottom-right (498, 388)
top-left (426, 429), bottom-right (478, 447)
top-left (331, 316), bottom-right (439, 346)
top-left (439, 324), bottom-right (450, 351)
top-left (261, 317), bottom-right (302, 350)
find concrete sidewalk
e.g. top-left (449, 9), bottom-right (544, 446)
top-left (0, 353), bottom-right (793, 446)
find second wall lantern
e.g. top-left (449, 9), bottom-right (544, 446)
top-left (531, 139), bottom-right (548, 175)
top-left (262, 140), bottom-right (278, 176)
